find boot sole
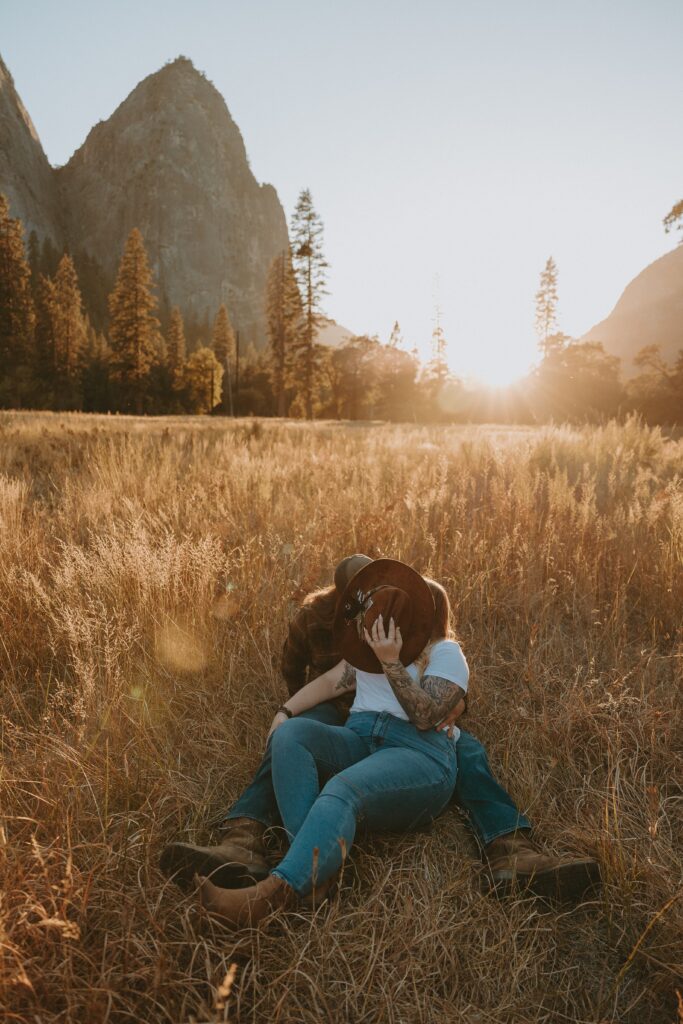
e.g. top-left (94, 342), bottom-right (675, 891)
top-left (486, 859), bottom-right (602, 902)
top-left (159, 843), bottom-right (270, 890)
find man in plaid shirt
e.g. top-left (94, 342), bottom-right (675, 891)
top-left (280, 591), bottom-right (342, 695)
top-left (161, 554), bottom-right (600, 901)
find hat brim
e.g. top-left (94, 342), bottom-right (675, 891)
top-left (333, 559), bottom-right (435, 672)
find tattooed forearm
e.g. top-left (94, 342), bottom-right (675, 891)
top-left (334, 662), bottom-right (357, 693)
top-left (380, 661), bottom-right (466, 730)
top-left (423, 676), bottom-right (467, 726)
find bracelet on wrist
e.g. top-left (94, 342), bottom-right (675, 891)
top-left (276, 705), bottom-right (293, 719)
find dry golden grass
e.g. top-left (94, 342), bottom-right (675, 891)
top-left (0, 410), bottom-right (681, 1024)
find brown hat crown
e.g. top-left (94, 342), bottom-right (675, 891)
top-left (333, 559), bottom-right (435, 672)
top-left (359, 586), bottom-right (412, 637)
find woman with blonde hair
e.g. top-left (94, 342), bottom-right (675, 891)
top-left (198, 559), bottom-right (469, 925)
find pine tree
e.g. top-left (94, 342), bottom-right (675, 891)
top-left (290, 189), bottom-right (328, 419)
top-left (663, 198), bottom-right (683, 241)
top-left (73, 249), bottom-right (109, 333)
top-left (182, 346), bottom-right (223, 414)
top-left (107, 228), bottom-right (160, 413)
top-left (388, 321), bottom-right (404, 349)
top-left (52, 253), bottom-right (87, 379)
top-left (243, 340), bottom-right (259, 365)
top-left (266, 248), bottom-right (301, 416)
top-left (535, 257), bottom-right (564, 358)
top-left (81, 326), bottom-right (111, 413)
top-left (27, 230), bottom-right (41, 294)
top-left (0, 194), bottom-right (35, 401)
top-left (39, 235), bottom-right (60, 278)
top-left (211, 304), bottom-right (235, 413)
top-left (33, 274), bottom-right (57, 396)
top-left (427, 309), bottom-right (449, 387)
top-left (166, 306), bottom-right (186, 386)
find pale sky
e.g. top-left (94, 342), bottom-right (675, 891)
top-left (3, 0), bottom-right (682, 384)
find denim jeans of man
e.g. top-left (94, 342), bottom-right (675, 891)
top-left (268, 711), bottom-right (457, 896)
top-left (223, 704), bottom-right (531, 846)
top-left (454, 730), bottom-right (531, 843)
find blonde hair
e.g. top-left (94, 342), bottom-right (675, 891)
top-left (414, 578), bottom-right (455, 678)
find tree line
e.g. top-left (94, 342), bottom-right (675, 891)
top-left (1, 189), bottom-right (681, 424)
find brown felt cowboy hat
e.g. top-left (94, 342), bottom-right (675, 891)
top-left (333, 558), bottom-right (435, 672)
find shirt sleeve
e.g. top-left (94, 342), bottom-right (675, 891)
top-left (422, 640), bottom-right (469, 692)
top-left (281, 609), bottom-right (311, 696)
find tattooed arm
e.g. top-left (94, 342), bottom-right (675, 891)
top-left (332, 662), bottom-right (358, 694)
top-left (379, 661), bottom-right (466, 731)
top-left (266, 660), bottom-right (356, 744)
top-left (283, 659), bottom-right (356, 713)
top-left (364, 614), bottom-right (468, 731)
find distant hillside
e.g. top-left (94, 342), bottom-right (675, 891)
top-left (582, 244), bottom-right (683, 373)
top-left (315, 317), bottom-right (354, 347)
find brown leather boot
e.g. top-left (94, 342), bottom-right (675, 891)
top-left (484, 831), bottom-right (601, 901)
top-left (198, 872), bottom-right (297, 927)
top-left (198, 870), bottom-right (337, 928)
top-left (159, 818), bottom-right (269, 890)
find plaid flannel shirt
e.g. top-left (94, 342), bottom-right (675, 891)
top-left (281, 604), bottom-right (343, 696)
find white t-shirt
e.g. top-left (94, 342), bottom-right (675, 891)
top-left (348, 639), bottom-right (469, 741)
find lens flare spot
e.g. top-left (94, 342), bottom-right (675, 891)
top-left (155, 622), bottom-right (207, 673)
top-left (130, 685), bottom-right (144, 700)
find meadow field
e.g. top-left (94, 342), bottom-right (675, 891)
top-left (0, 411), bottom-right (681, 1024)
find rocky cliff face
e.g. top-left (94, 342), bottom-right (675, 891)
top-left (0, 55), bottom-right (63, 247)
top-left (1, 55), bottom-right (288, 347)
top-left (57, 57), bottom-right (288, 345)
top-left (582, 244), bottom-right (683, 372)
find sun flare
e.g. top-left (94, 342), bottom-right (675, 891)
top-left (460, 340), bottom-right (536, 388)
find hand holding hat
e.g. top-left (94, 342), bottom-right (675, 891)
top-left (363, 614), bottom-right (403, 665)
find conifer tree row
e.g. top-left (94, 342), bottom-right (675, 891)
top-left (1, 191), bottom-right (680, 425)
top-left (0, 200), bottom-right (233, 415)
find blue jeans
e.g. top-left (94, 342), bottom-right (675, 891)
top-left (269, 711), bottom-right (457, 896)
top-left (223, 704), bottom-right (531, 846)
top-left (454, 729), bottom-right (531, 843)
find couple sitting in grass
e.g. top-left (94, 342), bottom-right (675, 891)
top-left (160, 555), bottom-right (600, 925)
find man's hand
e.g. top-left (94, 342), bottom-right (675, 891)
top-left (435, 697), bottom-right (466, 738)
top-left (363, 615), bottom-right (403, 665)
